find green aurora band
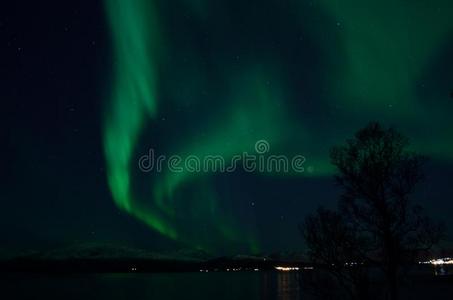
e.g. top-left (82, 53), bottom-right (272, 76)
top-left (103, 0), bottom-right (178, 238)
top-left (103, 0), bottom-right (453, 252)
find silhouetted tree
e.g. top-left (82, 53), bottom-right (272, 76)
top-left (302, 208), bottom-right (371, 300)
top-left (302, 122), bottom-right (444, 300)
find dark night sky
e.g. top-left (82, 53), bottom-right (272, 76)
top-left (1, 0), bottom-right (453, 255)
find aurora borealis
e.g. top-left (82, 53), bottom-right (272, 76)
top-left (101, 0), bottom-right (453, 252)
top-left (2, 0), bottom-right (453, 254)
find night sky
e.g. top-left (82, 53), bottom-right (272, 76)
top-left (2, 0), bottom-right (453, 255)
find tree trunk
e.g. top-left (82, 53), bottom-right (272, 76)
top-left (387, 264), bottom-right (398, 300)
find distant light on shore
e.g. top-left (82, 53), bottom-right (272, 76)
top-left (275, 266), bottom-right (300, 271)
top-left (419, 258), bottom-right (453, 265)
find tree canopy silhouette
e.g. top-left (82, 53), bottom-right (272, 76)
top-left (302, 122), bottom-right (444, 300)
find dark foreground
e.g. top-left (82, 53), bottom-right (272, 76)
top-left (1, 271), bottom-right (452, 300)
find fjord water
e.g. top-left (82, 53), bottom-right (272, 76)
top-left (1, 272), bottom-right (301, 300)
top-left (2, 270), bottom-right (452, 299)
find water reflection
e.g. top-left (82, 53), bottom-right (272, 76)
top-left (276, 272), bottom-right (300, 300)
top-left (1, 271), bottom-right (303, 300)
top-left (261, 272), bottom-right (301, 300)
top-left (2, 270), bottom-right (453, 300)
top-left (434, 265), bottom-right (450, 276)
